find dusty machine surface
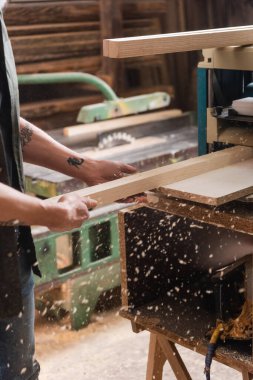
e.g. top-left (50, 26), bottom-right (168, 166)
top-left (118, 45), bottom-right (253, 379)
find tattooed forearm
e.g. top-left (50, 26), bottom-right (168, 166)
top-left (20, 122), bottom-right (33, 149)
top-left (67, 157), bottom-right (84, 169)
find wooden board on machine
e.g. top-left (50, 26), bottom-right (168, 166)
top-left (160, 157), bottom-right (253, 206)
top-left (63, 109), bottom-right (182, 138)
top-left (43, 146), bottom-right (253, 208)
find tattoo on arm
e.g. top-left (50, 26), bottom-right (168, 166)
top-left (67, 157), bottom-right (84, 169)
top-left (20, 122), bottom-right (33, 149)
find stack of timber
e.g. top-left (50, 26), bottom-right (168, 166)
top-left (5, 0), bottom-right (172, 130)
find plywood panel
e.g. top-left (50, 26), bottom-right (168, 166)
top-left (160, 158), bottom-right (253, 205)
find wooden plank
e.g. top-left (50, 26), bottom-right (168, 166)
top-left (160, 0), bottom-right (192, 111)
top-left (146, 334), bottom-right (166, 380)
top-left (20, 95), bottom-right (103, 120)
top-left (120, 300), bottom-right (253, 373)
top-left (160, 158), bottom-right (253, 206)
top-left (157, 336), bottom-right (191, 380)
top-left (148, 194), bottom-right (253, 235)
top-left (16, 56), bottom-right (101, 75)
top-left (5, 1), bottom-right (99, 26)
top-left (63, 109), bottom-right (183, 138)
top-left (242, 370), bottom-right (253, 380)
top-left (131, 321), bottom-right (145, 333)
top-left (44, 146), bottom-right (253, 207)
top-left (100, 0), bottom-right (123, 93)
top-left (123, 0), bottom-right (168, 16)
top-left (217, 126), bottom-right (253, 148)
top-left (12, 31), bottom-right (100, 64)
top-left (103, 25), bottom-right (253, 58)
top-left (8, 21), bottom-right (100, 37)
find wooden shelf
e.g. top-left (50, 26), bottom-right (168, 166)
top-left (120, 296), bottom-right (253, 373)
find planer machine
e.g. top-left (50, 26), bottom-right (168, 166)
top-left (118, 45), bottom-right (253, 379)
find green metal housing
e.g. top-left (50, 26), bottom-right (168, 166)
top-left (33, 211), bottom-right (120, 330)
top-left (18, 72), bottom-right (170, 123)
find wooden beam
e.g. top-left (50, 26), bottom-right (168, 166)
top-left (157, 336), bottom-right (191, 380)
top-left (16, 56), bottom-right (101, 75)
top-left (44, 146), bottom-right (253, 207)
top-left (5, 2), bottom-right (99, 26)
top-left (103, 25), bottom-right (253, 58)
top-left (242, 370), bottom-right (253, 380)
top-left (100, 0), bottom-right (123, 92)
top-left (20, 95), bottom-right (103, 120)
top-left (63, 109), bottom-right (182, 138)
top-left (146, 333), bottom-right (166, 380)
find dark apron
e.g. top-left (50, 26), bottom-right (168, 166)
top-left (0, 11), bottom-right (40, 319)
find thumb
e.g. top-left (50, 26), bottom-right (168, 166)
top-left (82, 197), bottom-right (98, 210)
top-left (120, 163), bottom-right (137, 174)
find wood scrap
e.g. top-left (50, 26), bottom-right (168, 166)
top-left (63, 109), bottom-right (182, 138)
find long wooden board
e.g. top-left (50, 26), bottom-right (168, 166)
top-left (63, 109), bottom-right (182, 138)
top-left (103, 25), bottom-right (253, 58)
top-left (160, 158), bottom-right (253, 206)
top-left (44, 146), bottom-right (253, 207)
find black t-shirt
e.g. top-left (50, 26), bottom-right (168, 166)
top-left (0, 33), bottom-right (19, 190)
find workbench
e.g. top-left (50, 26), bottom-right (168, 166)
top-left (119, 196), bottom-right (253, 379)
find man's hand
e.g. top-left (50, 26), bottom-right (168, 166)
top-left (20, 118), bottom-right (137, 186)
top-left (0, 182), bottom-right (97, 231)
top-left (42, 195), bottom-right (97, 232)
top-left (77, 158), bottom-right (137, 186)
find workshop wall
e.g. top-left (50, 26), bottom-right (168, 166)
top-left (4, 0), bottom-right (253, 130)
top-left (5, 0), bottom-right (172, 129)
top-left (163, 0), bottom-right (253, 111)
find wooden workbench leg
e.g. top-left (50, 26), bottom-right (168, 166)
top-left (146, 333), bottom-right (166, 380)
top-left (242, 370), bottom-right (253, 380)
top-left (131, 321), bottom-right (144, 333)
top-left (157, 336), bottom-right (192, 380)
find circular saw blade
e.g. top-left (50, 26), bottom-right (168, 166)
top-left (98, 132), bottom-right (135, 150)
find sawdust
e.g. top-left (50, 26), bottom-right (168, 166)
top-left (222, 300), bottom-right (253, 340)
top-left (35, 309), bottom-right (241, 380)
top-left (35, 309), bottom-right (121, 358)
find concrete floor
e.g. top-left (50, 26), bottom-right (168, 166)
top-left (35, 309), bottom-right (242, 380)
